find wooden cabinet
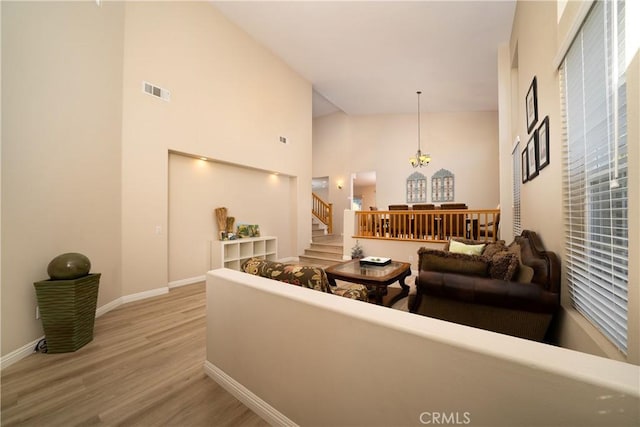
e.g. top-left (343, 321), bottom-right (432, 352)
top-left (210, 236), bottom-right (277, 271)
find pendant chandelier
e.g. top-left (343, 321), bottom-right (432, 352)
top-left (409, 91), bottom-right (431, 168)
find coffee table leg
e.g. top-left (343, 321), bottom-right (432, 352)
top-left (326, 274), bottom-right (337, 287)
top-left (386, 269), bottom-right (411, 307)
top-left (375, 285), bottom-right (384, 305)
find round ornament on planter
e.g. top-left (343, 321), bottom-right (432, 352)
top-left (47, 253), bottom-right (91, 280)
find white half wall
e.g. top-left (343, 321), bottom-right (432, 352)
top-left (206, 269), bottom-right (639, 426)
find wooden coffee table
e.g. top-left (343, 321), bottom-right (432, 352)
top-left (325, 259), bottom-right (412, 306)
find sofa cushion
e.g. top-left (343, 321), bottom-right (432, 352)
top-left (449, 240), bottom-right (485, 256)
top-left (418, 248), bottom-right (490, 278)
top-left (332, 283), bottom-right (369, 300)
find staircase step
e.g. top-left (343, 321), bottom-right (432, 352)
top-left (298, 255), bottom-right (344, 268)
top-left (304, 249), bottom-right (343, 260)
top-left (312, 234), bottom-right (342, 244)
top-left (310, 242), bottom-right (343, 253)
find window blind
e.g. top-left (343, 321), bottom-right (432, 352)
top-left (512, 140), bottom-right (522, 237)
top-left (561, 0), bottom-right (628, 353)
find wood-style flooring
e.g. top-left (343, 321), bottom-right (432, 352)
top-left (1, 283), bottom-right (268, 427)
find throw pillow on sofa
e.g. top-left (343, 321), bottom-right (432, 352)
top-left (506, 243), bottom-right (536, 284)
top-left (418, 248), bottom-right (490, 277)
top-left (488, 251), bottom-right (520, 281)
top-left (481, 240), bottom-right (508, 258)
top-left (444, 238), bottom-right (507, 259)
top-left (449, 239), bottom-right (486, 255)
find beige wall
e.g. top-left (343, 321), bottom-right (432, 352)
top-left (504, 0), bottom-right (640, 364)
top-left (120, 2), bottom-right (312, 296)
top-left (1, 2), bottom-right (125, 357)
top-left (1, 1), bottom-right (312, 359)
top-left (313, 110), bottom-right (500, 235)
top-left (168, 153), bottom-right (294, 282)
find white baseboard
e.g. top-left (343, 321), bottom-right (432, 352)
top-left (168, 275), bottom-right (206, 289)
top-left (1, 285), bottom-right (169, 370)
top-left (121, 286), bottom-right (168, 304)
top-left (96, 297), bottom-right (123, 318)
top-left (203, 361), bottom-right (297, 427)
top-left (0, 336), bottom-right (43, 370)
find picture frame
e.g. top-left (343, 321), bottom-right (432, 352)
top-left (526, 76), bottom-right (538, 133)
top-left (521, 149), bottom-right (529, 183)
top-left (537, 116), bottom-right (550, 170)
top-left (527, 132), bottom-right (539, 180)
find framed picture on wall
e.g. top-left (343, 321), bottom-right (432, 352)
top-left (526, 76), bottom-right (538, 133)
top-left (521, 149), bottom-right (529, 183)
top-left (537, 116), bottom-right (550, 170)
top-left (527, 132), bottom-right (539, 180)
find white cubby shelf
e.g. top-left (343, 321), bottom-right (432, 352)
top-left (210, 236), bottom-right (277, 271)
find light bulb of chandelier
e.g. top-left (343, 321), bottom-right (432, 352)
top-left (410, 150), bottom-right (431, 168)
top-left (419, 153), bottom-right (431, 165)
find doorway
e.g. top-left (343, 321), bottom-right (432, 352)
top-left (351, 171), bottom-right (377, 211)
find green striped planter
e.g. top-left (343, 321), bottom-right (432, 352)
top-left (34, 273), bottom-right (100, 353)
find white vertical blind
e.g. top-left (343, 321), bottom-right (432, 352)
top-left (512, 140), bottom-right (522, 237)
top-left (562, 1), bottom-right (628, 353)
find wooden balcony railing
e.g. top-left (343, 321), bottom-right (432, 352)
top-left (312, 193), bottom-right (333, 235)
top-left (354, 209), bottom-right (500, 243)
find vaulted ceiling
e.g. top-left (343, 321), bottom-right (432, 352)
top-left (213, 1), bottom-right (516, 117)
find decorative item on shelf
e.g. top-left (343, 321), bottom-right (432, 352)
top-left (351, 240), bottom-right (364, 259)
top-left (409, 90), bottom-right (431, 168)
top-left (226, 216), bottom-right (235, 234)
top-left (237, 224), bottom-right (260, 238)
top-left (214, 207), bottom-right (228, 240)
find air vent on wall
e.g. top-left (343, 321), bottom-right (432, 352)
top-left (142, 81), bottom-right (170, 102)
top-left (279, 136), bottom-right (288, 144)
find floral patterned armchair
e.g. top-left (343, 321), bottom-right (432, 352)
top-left (241, 258), bottom-right (368, 301)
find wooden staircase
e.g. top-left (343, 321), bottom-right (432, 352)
top-left (298, 223), bottom-right (344, 267)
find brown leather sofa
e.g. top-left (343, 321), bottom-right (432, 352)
top-left (410, 230), bottom-right (560, 341)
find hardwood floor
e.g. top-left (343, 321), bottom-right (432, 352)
top-left (1, 283), bottom-right (269, 427)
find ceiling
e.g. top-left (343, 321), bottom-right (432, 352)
top-left (213, 1), bottom-right (516, 117)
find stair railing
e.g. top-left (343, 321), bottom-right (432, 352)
top-left (312, 193), bottom-right (333, 235)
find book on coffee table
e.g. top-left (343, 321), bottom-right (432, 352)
top-left (359, 256), bottom-right (391, 266)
